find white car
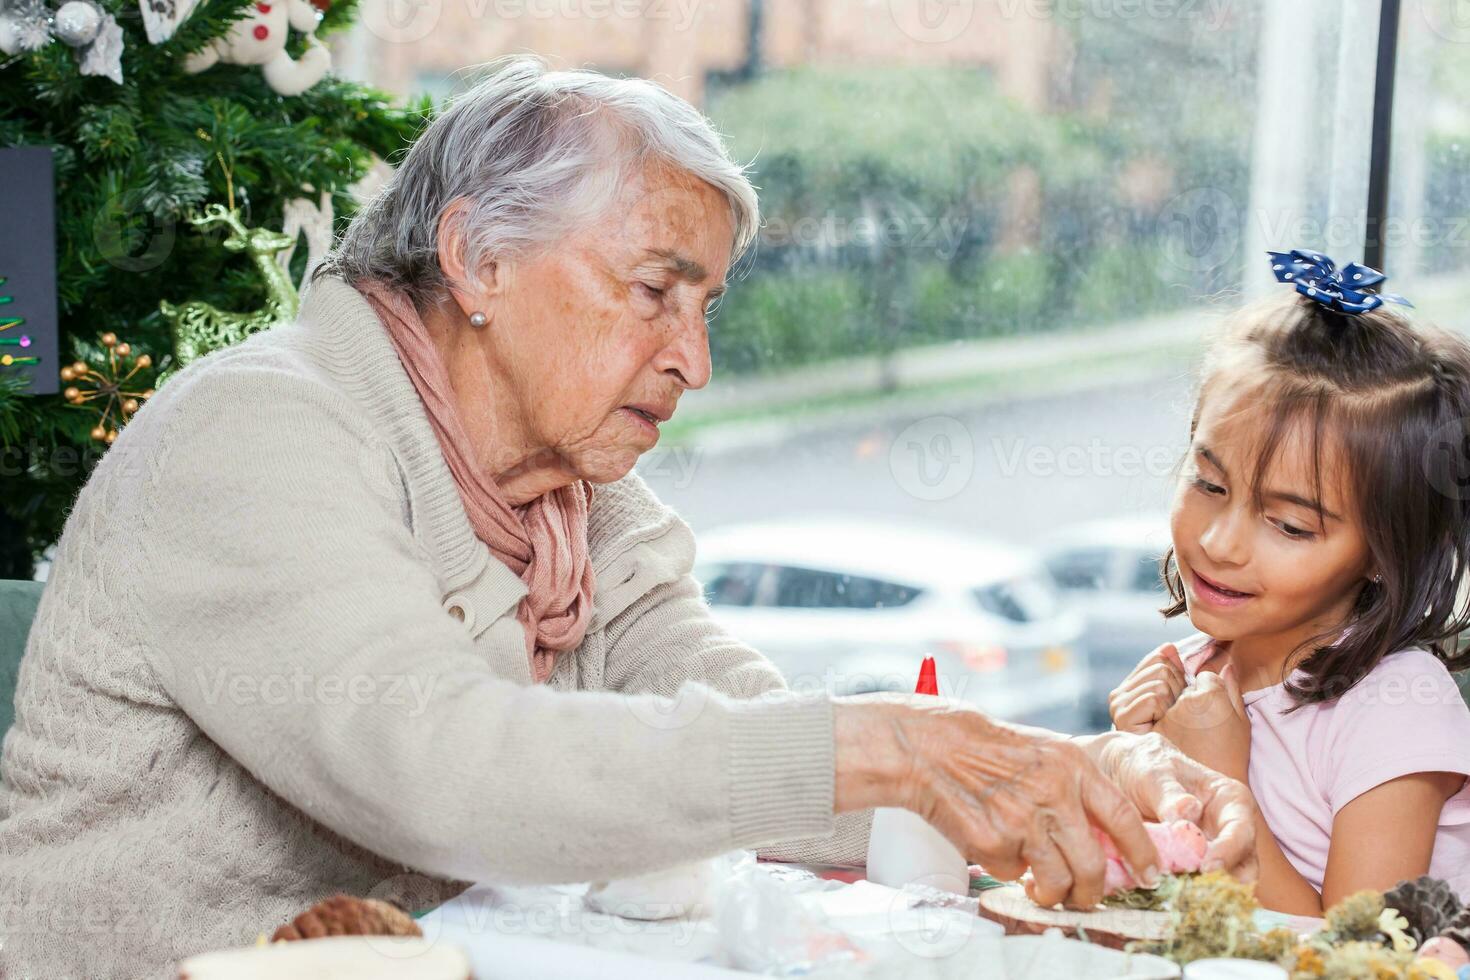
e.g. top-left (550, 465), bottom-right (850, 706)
top-left (693, 517), bottom-right (1092, 733)
top-left (1039, 516), bottom-right (1180, 727)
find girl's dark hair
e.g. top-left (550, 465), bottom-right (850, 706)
top-left (1161, 293), bottom-right (1470, 705)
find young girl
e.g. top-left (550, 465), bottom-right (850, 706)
top-left (1109, 248), bottom-right (1470, 916)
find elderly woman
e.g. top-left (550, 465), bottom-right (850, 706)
top-left (0, 59), bottom-right (1253, 976)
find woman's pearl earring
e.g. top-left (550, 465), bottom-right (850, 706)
top-left (468, 311), bottom-right (488, 328)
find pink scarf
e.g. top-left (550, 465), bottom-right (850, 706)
top-left (358, 280), bottom-right (595, 684)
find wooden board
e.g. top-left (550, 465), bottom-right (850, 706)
top-left (977, 885), bottom-right (1172, 950)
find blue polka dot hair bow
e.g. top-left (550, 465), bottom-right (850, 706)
top-left (1267, 248), bottom-right (1412, 314)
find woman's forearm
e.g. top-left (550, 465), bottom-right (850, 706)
top-left (833, 697), bottom-right (917, 813)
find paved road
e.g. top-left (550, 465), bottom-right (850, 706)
top-left (638, 370), bottom-right (1196, 544)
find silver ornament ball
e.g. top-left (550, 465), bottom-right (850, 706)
top-left (53, 0), bottom-right (101, 45)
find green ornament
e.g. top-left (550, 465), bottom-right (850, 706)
top-left (159, 203), bottom-right (299, 380)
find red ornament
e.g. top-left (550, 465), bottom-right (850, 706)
top-left (915, 657), bottom-right (938, 696)
top-left (309, 0), bottom-right (330, 11)
top-left (256, 2), bottom-right (271, 10)
top-left (252, 24), bottom-right (268, 38)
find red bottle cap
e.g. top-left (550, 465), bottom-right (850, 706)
top-left (915, 657), bottom-right (938, 696)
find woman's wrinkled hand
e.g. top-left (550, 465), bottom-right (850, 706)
top-left (1088, 726), bottom-right (1257, 882)
top-left (1108, 643), bottom-right (1187, 734)
top-left (834, 696), bottom-right (1161, 910)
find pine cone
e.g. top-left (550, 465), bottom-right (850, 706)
top-left (1383, 875), bottom-right (1463, 945)
top-left (271, 894), bottom-right (423, 942)
top-left (1438, 904), bottom-right (1470, 960)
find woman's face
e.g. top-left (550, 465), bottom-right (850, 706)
top-left (477, 163), bottom-right (734, 485)
top-left (1169, 382), bottom-right (1373, 656)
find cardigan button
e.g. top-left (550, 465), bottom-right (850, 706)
top-left (443, 596), bottom-right (477, 632)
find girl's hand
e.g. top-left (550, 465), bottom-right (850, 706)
top-left (1108, 643), bottom-right (1187, 734)
top-left (1155, 664), bottom-right (1251, 782)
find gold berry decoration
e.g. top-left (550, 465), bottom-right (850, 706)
top-left (60, 334), bottom-right (156, 444)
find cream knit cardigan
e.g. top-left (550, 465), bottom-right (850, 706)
top-left (0, 275), bottom-right (872, 978)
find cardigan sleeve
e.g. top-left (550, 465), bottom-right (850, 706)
top-left (128, 365), bottom-right (841, 885)
top-left (601, 571), bottom-right (874, 867)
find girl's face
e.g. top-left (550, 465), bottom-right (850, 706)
top-left (1170, 383), bottom-right (1374, 655)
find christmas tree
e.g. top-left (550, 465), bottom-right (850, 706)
top-left (0, 0), bottom-right (432, 578)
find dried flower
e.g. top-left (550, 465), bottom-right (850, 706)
top-left (1325, 891), bottom-right (1389, 943)
top-left (1380, 907), bottom-right (1417, 954)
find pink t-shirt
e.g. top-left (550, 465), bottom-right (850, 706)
top-left (1177, 634), bottom-right (1470, 901)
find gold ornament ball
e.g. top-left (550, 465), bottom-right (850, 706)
top-left (105, 430), bottom-right (118, 445)
top-left (60, 366), bottom-right (75, 382)
top-left (122, 398), bottom-right (139, 415)
top-left (72, 360), bottom-right (88, 376)
top-left (90, 425), bottom-right (107, 441)
top-left (116, 343), bottom-right (131, 357)
top-left (143, 388), bottom-right (155, 399)
top-left (64, 386), bottom-right (81, 402)
top-left (135, 354), bottom-right (152, 369)
top-left (101, 332), bottom-right (118, 347)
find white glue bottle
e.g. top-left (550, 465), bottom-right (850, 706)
top-left (864, 657), bottom-right (970, 896)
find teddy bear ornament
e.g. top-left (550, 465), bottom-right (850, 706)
top-left (182, 0), bottom-right (331, 96)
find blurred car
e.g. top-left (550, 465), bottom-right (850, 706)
top-left (692, 516), bottom-right (1091, 733)
top-left (1039, 517), bottom-right (1180, 727)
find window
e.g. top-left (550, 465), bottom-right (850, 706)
top-left (770, 566), bottom-right (923, 610)
top-left (1130, 554), bottom-right (1168, 595)
top-left (339, 1), bottom-right (1421, 737)
top-left (1046, 550), bottom-right (1114, 592)
top-left (700, 562), bottom-right (769, 608)
top-left (974, 575), bottom-right (1061, 623)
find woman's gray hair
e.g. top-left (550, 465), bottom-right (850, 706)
top-left (319, 56), bottom-right (759, 303)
